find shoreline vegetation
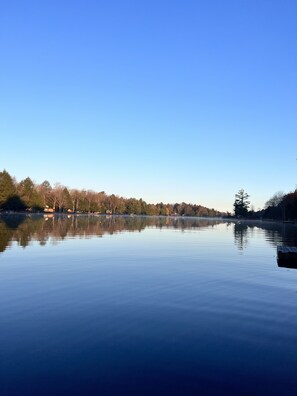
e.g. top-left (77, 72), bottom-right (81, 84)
top-left (0, 169), bottom-right (296, 220)
top-left (0, 170), bottom-right (223, 217)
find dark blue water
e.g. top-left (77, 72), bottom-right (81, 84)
top-left (0, 215), bottom-right (297, 395)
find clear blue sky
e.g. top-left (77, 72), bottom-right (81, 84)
top-left (1, 0), bottom-right (296, 212)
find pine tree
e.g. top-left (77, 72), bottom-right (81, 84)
top-left (233, 189), bottom-right (250, 217)
top-left (0, 170), bottom-right (16, 209)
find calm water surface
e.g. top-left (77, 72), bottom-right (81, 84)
top-left (0, 215), bottom-right (297, 395)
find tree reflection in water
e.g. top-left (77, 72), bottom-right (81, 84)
top-left (0, 214), bottom-right (296, 255)
top-left (0, 214), bottom-right (223, 253)
top-left (232, 220), bottom-right (297, 251)
top-left (233, 222), bottom-right (249, 251)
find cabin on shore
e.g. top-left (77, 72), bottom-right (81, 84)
top-left (44, 206), bottom-right (54, 213)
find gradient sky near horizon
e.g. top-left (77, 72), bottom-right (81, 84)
top-left (1, 0), bottom-right (296, 212)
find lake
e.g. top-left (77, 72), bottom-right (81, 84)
top-left (0, 214), bottom-right (297, 395)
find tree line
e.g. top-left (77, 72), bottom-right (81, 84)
top-left (233, 188), bottom-right (297, 221)
top-left (262, 190), bottom-right (297, 221)
top-left (0, 170), bottom-right (224, 217)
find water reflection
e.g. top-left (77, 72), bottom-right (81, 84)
top-left (0, 214), bottom-right (225, 253)
top-left (0, 214), bottom-right (296, 256)
top-left (233, 222), bottom-right (249, 250)
top-left (1, 216), bottom-right (297, 395)
top-left (231, 220), bottom-right (297, 251)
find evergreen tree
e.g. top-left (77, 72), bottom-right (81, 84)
top-left (0, 170), bottom-right (17, 209)
top-left (62, 187), bottom-right (73, 211)
top-left (18, 177), bottom-right (43, 210)
top-left (233, 189), bottom-right (250, 217)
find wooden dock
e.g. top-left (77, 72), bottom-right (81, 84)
top-left (277, 246), bottom-right (297, 269)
